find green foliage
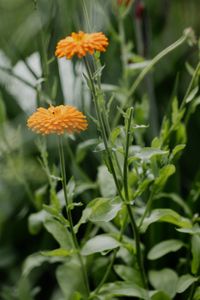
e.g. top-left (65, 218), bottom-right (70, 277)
top-left (1, 0), bottom-right (200, 299)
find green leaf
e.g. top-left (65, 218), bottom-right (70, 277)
top-left (155, 193), bottom-right (192, 216)
top-left (28, 210), bottom-right (48, 235)
top-left (140, 209), bottom-right (192, 233)
top-left (56, 260), bottom-right (86, 299)
top-left (41, 248), bottom-right (76, 257)
top-left (22, 253), bottom-right (62, 276)
top-left (191, 235), bottom-right (200, 274)
top-left (194, 287), bottom-right (200, 300)
top-left (114, 265), bottom-right (143, 287)
top-left (44, 218), bottom-right (73, 249)
top-left (147, 239), bottom-right (185, 260)
top-left (76, 139), bottom-right (98, 163)
top-left (17, 277), bottom-right (33, 300)
top-left (176, 274), bottom-right (198, 293)
top-left (185, 86), bottom-right (199, 103)
top-left (152, 165), bottom-right (176, 194)
top-left (99, 281), bottom-right (148, 299)
top-left (177, 224), bottom-right (200, 235)
top-left (150, 291), bottom-right (171, 300)
top-left (110, 127), bottom-right (121, 144)
top-left (74, 197), bottom-right (122, 233)
top-left (134, 147), bottom-right (168, 161)
top-left (81, 234), bottom-right (120, 256)
top-left (149, 268), bottom-right (178, 298)
top-left (97, 165), bottom-right (117, 197)
top-left (171, 144), bottom-right (186, 158)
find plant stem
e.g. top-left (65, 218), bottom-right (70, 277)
top-left (123, 108), bottom-right (148, 290)
top-left (83, 58), bottom-right (148, 293)
top-left (128, 35), bottom-right (187, 100)
top-left (90, 214), bottom-right (128, 299)
top-left (58, 136), bottom-right (90, 295)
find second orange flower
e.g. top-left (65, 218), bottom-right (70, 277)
top-left (55, 31), bottom-right (109, 59)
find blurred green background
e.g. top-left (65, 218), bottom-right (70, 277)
top-left (0, 0), bottom-right (200, 299)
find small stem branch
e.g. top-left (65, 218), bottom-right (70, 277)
top-left (128, 35), bottom-right (187, 100)
top-left (58, 136), bottom-right (90, 295)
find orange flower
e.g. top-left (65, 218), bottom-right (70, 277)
top-left (55, 31), bottom-right (109, 59)
top-left (27, 105), bottom-right (88, 135)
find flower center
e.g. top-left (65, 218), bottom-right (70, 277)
top-left (72, 31), bottom-right (86, 43)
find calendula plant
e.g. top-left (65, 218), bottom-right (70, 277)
top-left (2, 0), bottom-right (200, 299)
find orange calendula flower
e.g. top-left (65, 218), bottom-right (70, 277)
top-left (55, 31), bottom-right (109, 59)
top-left (27, 105), bottom-right (88, 135)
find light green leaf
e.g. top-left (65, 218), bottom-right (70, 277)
top-left (176, 274), bottom-right (198, 293)
top-left (177, 224), bottom-right (200, 235)
top-left (114, 265), bottom-right (143, 287)
top-left (149, 269), bottom-right (178, 298)
top-left (74, 197), bottom-right (122, 233)
top-left (44, 218), bottom-right (73, 249)
top-left (134, 147), bottom-right (168, 161)
top-left (56, 260), bottom-right (86, 299)
top-left (81, 234), bottom-right (120, 256)
top-left (28, 210), bottom-right (48, 235)
top-left (22, 253), bottom-right (62, 276)
top-left (191, 235), bottom-right (200, 274)
top-left (155, 193), bottom-right (192, 216)
top-left (185, 86), bottom-right (199, 103)
top-left (140, 209), bottom-right (192, 233)
top-left (41, 248), bottom-right (76, 257)
top-left (97, 165), bottom-right (117, 197)
top-left (148, 239), bottom-right (185, 260)
top-left (110, 127), bottom-right (121, 144)
top-left (99, 281), bottom-right (148, 299)
top-left (171, 144), bottom-right (186, 158)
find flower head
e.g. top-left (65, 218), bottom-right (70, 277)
top-left (27, 105), bottom-right (88, 135)
top-left (55, 31), bottom-right (109, 59)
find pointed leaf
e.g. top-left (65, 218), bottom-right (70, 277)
top-left (177, 274), bottom-right (198, 293)
top-left (148, 239), bottom-right (185, 260)
top-left (140, 209), bottom-right (192, 233)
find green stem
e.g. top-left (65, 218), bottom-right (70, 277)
top-left (123, 108), bottom-right (148, 291)
top-left (113, 34), bottom-right (187, 127)
top-left (91, 214), bottom-right (128, 298)
top-left (83, 58), bottom-right (148, 293)
top-left (58, 136), bottom-right (90, 295)
top-left (138, 192), bottom-right (154, 229)
top-left (128, 35), bottom-right (187, 100)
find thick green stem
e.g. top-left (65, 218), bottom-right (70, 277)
top-left (58, 136), bottom-right (90, 295)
